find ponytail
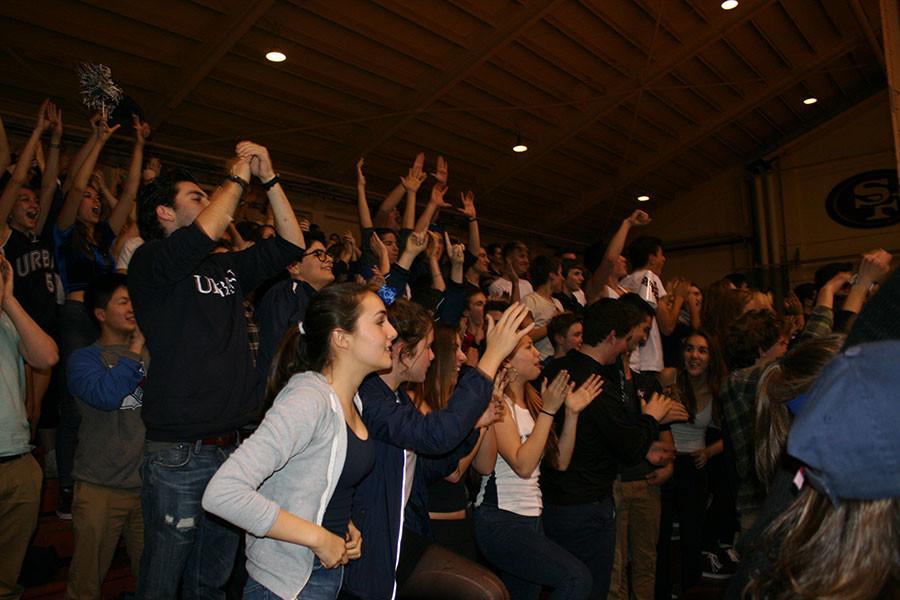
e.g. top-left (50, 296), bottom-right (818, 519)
top-left (265, 283), bottom-right (372, 405)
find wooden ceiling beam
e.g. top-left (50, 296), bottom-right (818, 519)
top-left (850, 0), bottom-right (885, 70)
top-left (318, 0), bottom-right (565, 179)
top-left (553, 36), bottom-right (859, 228)
top-left (477, 0), bottom-right (775, 195)
top-left (148, 0), bottom-right (277, 128)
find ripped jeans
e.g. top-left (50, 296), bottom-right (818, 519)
top-left (137, 440), bottom-right (241, 600)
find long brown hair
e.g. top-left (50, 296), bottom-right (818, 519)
top-left (702, 281), bottom-right (749, 349)
top-left (743, 487), bottom-right (900, 599)
top-left (753, 334), bottom-right (844, 488)
top-left (266, 283), bottom-right (372, 404)
top-left (505, 340), bottom-right (562, 468)
top-left (416, 323), bottom-right (461, 412)
top-left (675, 329), bottom-right (726, 425)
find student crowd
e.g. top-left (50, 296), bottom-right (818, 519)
top-left (0, 99), bottom-right (897, 600)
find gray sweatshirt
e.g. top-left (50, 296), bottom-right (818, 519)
top-left (202, 371), bottom-right (359, 599)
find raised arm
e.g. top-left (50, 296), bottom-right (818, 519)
top-left (375, 184), bottom-right (404, 229)
top-left (193, 148), bottom-right (251, 242)
top-left (240, 142), bottom-right (303, 248)
top-left (58, 114), bottom-right (119, 229)
top-left (656, 278), bottom-right (688, 336)
top-left (370, 232), bottom-right (390, 277)
top-left (458, 191), bottom-right (481, 260)
top-left (400, 152), bottom-right (426, 230)
top-left (63, 113), bottom-right (101, 195)
top-left (587, 210), bottom-right (651, 303)
top-left (0, 100), bottom-right (51, 227)
top-left (415, 183), bottom-right (450, 234)
top-left (107, 116), bottom-right (150, 235)
top-left (0, 256), bottom-right (58, 369)
top-left (494, 373), bottom-right (571, 478)
top-left (446, 232), bottom-right (465, 285)
top-left (426, 231), bottom-right (446, 292)
top-left (37, 104), bottom-right (63, 232)
top-left (356, 157), bottom-right (373, 230)
top-left (553, 375), bottom-right (602, 470)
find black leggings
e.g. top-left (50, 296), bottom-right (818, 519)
top-left (656, 455), bottom-right (709, 598)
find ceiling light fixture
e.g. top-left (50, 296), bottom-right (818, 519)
top-left (803, 97), bottom-right (818, 105)
top-left (265, 50), bottom-right (286, 62)
top-left (721, 0), bottom-right (739, 9)
top-left (637, 195), bottom-right (650, 202)
top-left (512, 133), bottom-right (528, 153)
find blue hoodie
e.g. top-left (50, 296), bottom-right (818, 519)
top-left (344, 368), bottom-right (492, 600)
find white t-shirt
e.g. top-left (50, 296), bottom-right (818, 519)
top-left (620, 269), bottom-right (666, 373)
top-left (488, 277), bottom-right (534, 301)
top-left (522, 292), bottom-right (563, 360)
top-left (476, 399), bottom-right (542, 516)
top-left (115, 236), bottom-right (144, 272)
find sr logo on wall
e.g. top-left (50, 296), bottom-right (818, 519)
top-left (826, 169), bottom-right (900, 229)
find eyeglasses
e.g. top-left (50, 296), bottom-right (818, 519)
top-left (303, 249), bottom-right (333, 263)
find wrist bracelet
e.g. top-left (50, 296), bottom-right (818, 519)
top-left (261, 174), bottom-right (280, 191)
top-left (540, 409), bottom-right (557, 417)
top-left (467, 216), bottom-right (477, 222)
top-left (227, 174), bottom-right (249, 192)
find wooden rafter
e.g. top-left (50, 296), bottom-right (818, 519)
top-left (477, 0), bottom-right (776, 196)
top-left (148, 0), bottom-right (278, 128)
top-left (554, 36), bottom-right (860, 229)
top-left (318, 0), bottom-right (565, 179)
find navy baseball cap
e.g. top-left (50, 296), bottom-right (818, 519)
top-left (787, 340), bottom-right (900, 505)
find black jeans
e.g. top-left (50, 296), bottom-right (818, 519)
top-left (655, 455), bottom-right (709, 599)
top-left (542, 497), bottom-right (616, 600)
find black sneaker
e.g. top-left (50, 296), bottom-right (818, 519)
top-left (56, 486), bottom-right (73, 520)
top-left (702, 550), bottom-right (735, 580)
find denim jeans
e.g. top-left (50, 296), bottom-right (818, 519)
top-left (243, 559), bottom-right (343, 600)
top-left (474, 504), bottom-right (591, 600)
top-left (542, 497), bottom-right (616, 600)
top-left (137, 441), bottom-right (240, 600)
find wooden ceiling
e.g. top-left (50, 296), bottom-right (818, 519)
top-left (0, 0), bottom-right (888, 244)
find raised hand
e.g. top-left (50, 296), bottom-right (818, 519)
top-left (403, 230), bottom-right (428, 258)
top-left (475, 393), bottom-right (505, 428)
top-left (46, 103), bottom-right (63, 140)
top-left (458, 190), bottom-right (477, 219)
top-left (97, 115), bottom-right (120, 141)
top-left (133, 114), bottom-right (151, 146)
top-left (445, 232), bottom-right (465, 266)
top-left (89, 112), bottom-right (103, 137)
top-left (858, 248), bottom-right (893, 284)
top-left (35, 98), bottom-right (50, 132)
top-left (565, 374), bottom-right (603, 414)
top-left (482, 303), bottom-right (535, 373)
top-left (431, 155), bottom-right (448, 184)
top-left (430, 182), bottom-right (451, 208)
top-left (230, 153), bottom-right (252, 184)
top-left (370, 232), bottom-right (388, 262)
top-left (540, 370), bottom-right (571, 415)
top-left (627, 209), bottom-right (651, 226)
top-left (236, 141), bottom-right (275, 181)
top-left (400, 152), bottom-right (427, 192)
top-left (425, 230), bottom-right (443, 262)
top-left (356, 157), bottom-right (366, 187)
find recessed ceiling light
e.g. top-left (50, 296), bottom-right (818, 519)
top-left (803, 97), bottom-right (818, 105)
top-left (512, 132), bottom-right (528, 153)
top-left (265, 50), bottom-right (286, 62)
top-left (637, 195), bottom-right (650, 202)
top-left (721, 0), bottom-right (739, 9)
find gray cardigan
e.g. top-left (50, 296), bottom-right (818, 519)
top-left (202, 371), bottom-right (360, 599)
